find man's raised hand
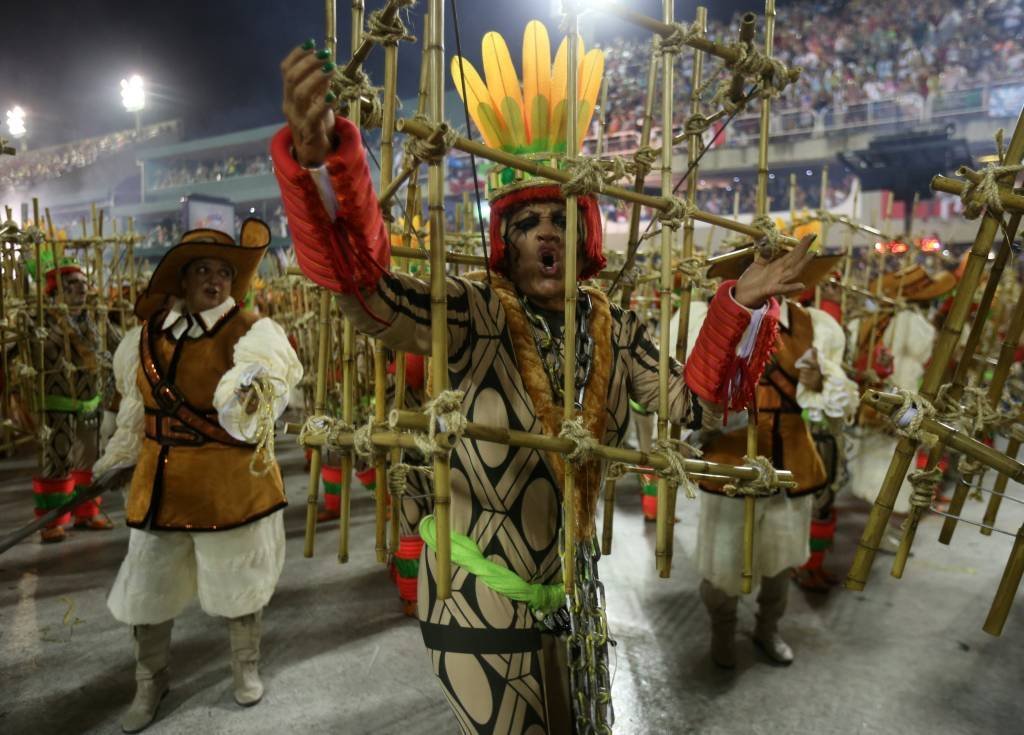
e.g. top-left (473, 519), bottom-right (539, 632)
top-left (733, 233), bottom-right (817, 309)
top-left (281, 40), bottom-right (338, 167)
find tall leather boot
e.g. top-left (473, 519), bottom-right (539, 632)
top-left (699, 579), bottom-right (738, 669)
top-left (228, 611), bottom-right (264, 706)
top-left (753, 571), bottom-right (794, 665)
top-left (121, 620), bottom-right (173, 733)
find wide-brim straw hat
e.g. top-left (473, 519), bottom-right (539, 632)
top-left (706, 249), bottom-right (843, 291)
top-left (870, 264), bottom-right (957, 302)
top-left (134, 218), bottom-right (271, 320)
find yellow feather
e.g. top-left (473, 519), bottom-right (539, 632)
top-left (482, 32), bottom-right (526, 149)
top-left (451, 56), bottom-right (504, 149)
top-left (522, 20), bottom-right (551, 145)
top-left (548, 34), bottom-right (583, 150)
top-left (575, 49), bottom-right (605, 150)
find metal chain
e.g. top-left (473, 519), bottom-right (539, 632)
top-left (520, 289), bottom-right (594, 410)
top-left (566, 537), bottom-right (615, 735)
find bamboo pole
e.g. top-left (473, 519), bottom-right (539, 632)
top-left (373, 0), bottom-right (401, 564)
top-left (739, 0), bottom-right (778, 595)
top-left (336, 0), bottom-right (366, 566)
top-left (931, 175), bottom-right (1024, 213)
top-left (391, 409), bottom-right (797, 486)
top-left (600, 473), bottom-right (616, 556)
top-left (302, 0), bottom-right (339, 559)
top-left (425, 0), bottom-right (452, 599)
top-left (617, 45), bottom-right (658, 309)
top-left (396, 118), bottom-right (803, 249)
top-left (562, 7), bottom-right (582, 593)
top-left (660, 5), bottom-right (709, 576)
top-left (983, 523), bottom-right (1024, 636)
top-left (31, 200), bottom-right (45, 468)
top-left (380, 11), bottom-right (403, 556)
top-left (654, 0), bottom-right (677, 579)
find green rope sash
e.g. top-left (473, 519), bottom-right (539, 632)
top-left (418, 515), bottom-right (565, 617)
top-left (43, 394), bottom-right (100, 414)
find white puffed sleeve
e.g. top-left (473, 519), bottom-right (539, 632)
top-left (214, 317), bottom-right (304, 442)
top-left (798, 307), bottom-right (859, 421)
top-left (93, 326), bottom-right (144, 475)
top-left (885, 309), bottom-right (936, 391)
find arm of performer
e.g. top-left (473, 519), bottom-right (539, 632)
top-left (214, 317), bottom-right (305, 443)
top-left (799, 306), bottom-right (859, 420)
top-left (269, 43), bottom-right (471, 356)
top-left (93, 326), bottom-right (144, 478)
top-left (681, 235), bottom-right (817, 423)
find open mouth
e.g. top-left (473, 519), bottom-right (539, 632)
top-left (204, 286), bottom-right (221, 299)
top-left (538, 247), bottom-right (560, 277)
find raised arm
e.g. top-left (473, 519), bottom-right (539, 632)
top-left (270, 44), bottom-right (470, 355)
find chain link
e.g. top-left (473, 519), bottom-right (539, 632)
top-left (566, 537), bottom-right (615, 734)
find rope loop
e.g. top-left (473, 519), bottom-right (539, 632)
top-left (404, 115), bottom-right (459, 164)
top-left (658, 196), bottom-right (697, 231)
top-left (413, 389), bottom-right (467, 458)
top-left (242, 376), bottom-right (287, 477)
top-left (723, 455), bottom-right (781, 498)
top-left (365, 2), bottom-right (417, 46)
top-left (657, 20), bottom-right (702, 56)
top-left (560, 156), bottom-right (628, 198)
top-left (559, 417), bottom-right (599, 465)
top-left (329, 68), bottom-right (384, 129)
top-left (654, 437), bottom-right (701, 499)
top-left (751, 214), bottom-right (782, 260)
top-left (906, 467), bottom-right (943, 510)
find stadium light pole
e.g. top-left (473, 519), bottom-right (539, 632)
top-left (120, 74), bottom-right (146, 133)
top-left (6, 106), bottom-right (27, 150)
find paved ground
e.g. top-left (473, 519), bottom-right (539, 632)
top-left (1, 441), bottom-right (1022, 734)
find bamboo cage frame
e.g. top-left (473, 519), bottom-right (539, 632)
top-left (0, 197), bottom-right (142, 463)
top-left (284, 0), bottom-right (815, 611)
top-left (845, 106), bottom-right (1024, 636)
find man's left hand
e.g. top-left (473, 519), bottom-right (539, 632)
top-left (733, 233), bottom-right (817, 309)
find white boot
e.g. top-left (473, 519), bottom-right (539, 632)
top-left (122, 620), bottom-right (173, 733)
top-left (753, 572), bottom-right (794, 665)
top-left (228, 611), bottom-right (264, 706)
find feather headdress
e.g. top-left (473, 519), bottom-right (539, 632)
top-left (451, 20), bottom-right (604, 200)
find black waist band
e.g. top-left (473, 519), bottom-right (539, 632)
top-left (419, 620), bottom-right (545, 655)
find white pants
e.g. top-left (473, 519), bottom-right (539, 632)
top-left (108, 511), bottom-right (285, 624)
top-left (697, 492), bottom-right (812, 597)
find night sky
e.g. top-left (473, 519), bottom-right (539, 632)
top-left (5, 1), bottom-right (766, 148)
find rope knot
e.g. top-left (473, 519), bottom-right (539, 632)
top-left (658, 196), bottom-right (696, 230)
top-left (723, 455), bottom-right (781, 498)
top-left (559, 156), bottom-right (626, 198)
top-left (559, 417), bottom-right (598, 465)
top-left (365, 3), bottom-right (416, 46)
top-left (751, 214), bottom-right (782, 260)
top-left (329, 69), bottom-right (384, 129)
top-left (654, 436), bottom-right (701, 499)
top-left (413, 389), bottom-right (467, 457)
top-left (405, 115), bottom-right (458, 164)
top-left (657, 20), bottom-right (702, 56)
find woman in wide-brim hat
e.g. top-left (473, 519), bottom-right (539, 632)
top-left (93, 218), bottom-right (303, 733)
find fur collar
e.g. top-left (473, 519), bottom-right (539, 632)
top-left (470, 272), bottom-right (612, 541)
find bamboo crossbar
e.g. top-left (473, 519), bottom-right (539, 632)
top-left (388, 409), bottom-right (796, 487)
top-left (590, 1), bottom-right (799, 88)
top-left (396, 117), bottom-right (802, 248)
top-left (931, 175), bottom-right (1024, 214)
top-left (863, 390), bottom-right (1024, 481)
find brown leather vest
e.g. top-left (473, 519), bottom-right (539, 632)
top-left (700, 302), bottom-right (827, 498)
top-left (126, 306), bottom-right (287, 530)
